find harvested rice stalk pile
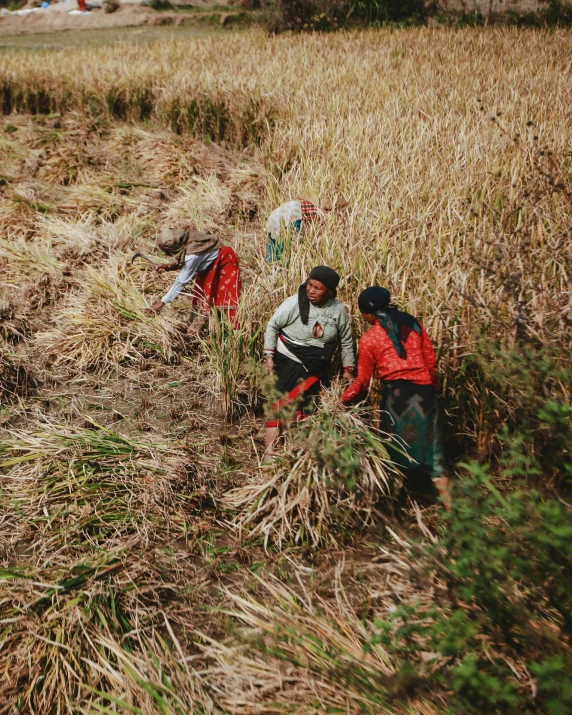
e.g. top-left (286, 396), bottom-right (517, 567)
top-left (202, 555), bottom-right (438, 715)
top-left (0, 420), bottom-right (224, 713)
top-left (0, 421), bottom-right (191, 559)
top-left (36, 259), bottom-right (187, 373)
top-left (2, 550), bottom-right (215, 714)
top-left (225, 397), bottom-right (400, 547)
top-left (0, 115), bottom-right (263, 366)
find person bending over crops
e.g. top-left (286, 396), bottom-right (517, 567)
top-left (340, 287), bottom-right (450, 510)
top-left (265, 198), bottom-right (348, 264)
top-left (263, 266), bottom-right (355, 453)
top-left (145, 229), bottom-right (242, 332)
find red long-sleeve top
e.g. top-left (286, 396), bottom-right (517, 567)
top-left (341, 321), bottom-right (438, 403)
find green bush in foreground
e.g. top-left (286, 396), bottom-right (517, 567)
top-left (449, 340), bottom-right (572, 482)
top-left (371, 455), bottom-right (572, 714)
top-left (226, 393), bottom-right (572, 711)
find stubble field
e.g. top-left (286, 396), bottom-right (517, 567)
top-left (1, 27), bottom-right (571, 714)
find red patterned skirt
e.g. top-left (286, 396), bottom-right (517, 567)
top-left (193, 247), bottom-right (242, 327)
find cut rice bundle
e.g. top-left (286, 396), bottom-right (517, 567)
top-left (2, 550), bottom-right (214, 715)
top-left (224, 397), bottom-right (401, 548)
top-left (0, 232), bottom-right (66, 283)
top-left (0, 420), bottom-right (190, 559)
top-left (36, 258), bottom-right (186, 373)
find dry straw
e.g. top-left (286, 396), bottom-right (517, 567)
top-left (2, 549), bottom-right (215, 714)
top-left (0, 420), bottom-right (190, 552)
top-left (201, 561), bottom-right (438, 715)
top-left (0, 26), bottom-right (571, 713)
top-left (225, 392), bottom-right (401, 547)
top-left (0, 420), bottom-right (215, 712)
top-left (36, 258), bottom-right (186, 373)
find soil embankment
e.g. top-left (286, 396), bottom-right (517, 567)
top-left (0, 2), bottom-right (244, 36)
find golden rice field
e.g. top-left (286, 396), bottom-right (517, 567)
top-left (1, 26), bottom-right (571, 714)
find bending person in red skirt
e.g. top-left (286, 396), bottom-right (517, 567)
top-left (145, 228), bottom-right (242, 333)
top-left (340, 287), bottom-right (450, 510)
top-left (263, 266), bottom-right (355, 454)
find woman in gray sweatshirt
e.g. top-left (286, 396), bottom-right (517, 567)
top-left (263, 265), bottom-right (355, 453)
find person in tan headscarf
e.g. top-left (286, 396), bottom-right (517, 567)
top-left (145, 229), bottom-right (242, 333)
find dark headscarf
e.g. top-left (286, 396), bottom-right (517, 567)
top-left (298, 266), bottom-right (340, 325)
top-left (358, 286), bottom-right (421, 359)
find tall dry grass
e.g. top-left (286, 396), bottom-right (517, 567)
top-left (2, 31), bottom-right (570, 371)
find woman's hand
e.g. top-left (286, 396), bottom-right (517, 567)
top-left (265, 355), bottom-right (275, 373)
top-left (155, 262), bottom-right (176, 274)
top-left (145, 300), bottom-right (165, 316)
top-left (342, 367), bottom-right (355, 383)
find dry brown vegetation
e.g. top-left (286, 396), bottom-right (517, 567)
top-left (1, 27), bottom-right (571, 713)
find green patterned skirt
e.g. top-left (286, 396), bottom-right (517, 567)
top-left (379, 380), bottom-right (445, 479)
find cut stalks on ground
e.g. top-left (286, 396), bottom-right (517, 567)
top-left (0, 420), bottom-right (191, 559)
top-left (202, 564), bottom-right (438, 715)
top-left (1, 549), bottom-right (215, 715)
top-left (36, 259), bottom-right (186, 374)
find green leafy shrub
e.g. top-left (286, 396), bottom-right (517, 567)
top-left (350, 0), bottom-right (429, 24)
top-left (473, 343), bottom-right (572, 485)
top-left (265, 0), bottom-right (429, 32)
top-left (0, 0), bottom-right (26, 9)
top-left (542, 0), bottom-right (572, 25)
top-left (264, 0), bottom-right (345, 31)
top-left (149, 0), bottom-right (172, 10)
top-left (371, 459), bottom-right (572, 713)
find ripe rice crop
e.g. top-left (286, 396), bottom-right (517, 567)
top-left (36, 258), bottom-right (186, 373)
top-left (1, 25), bottom-right (571, 714)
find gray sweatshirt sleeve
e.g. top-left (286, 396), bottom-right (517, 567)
top-left (338, 305), bottom-right (356, 368)
top-left (264, 297), bottom-right (297, 352)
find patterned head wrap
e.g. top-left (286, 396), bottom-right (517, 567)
top-left (158, 229), bottom-right (222, 267)
top-left (358, 286), bottom-right (421, 359)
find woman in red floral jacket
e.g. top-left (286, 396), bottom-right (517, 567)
top-left (341, 287), bottom-right (450, 509)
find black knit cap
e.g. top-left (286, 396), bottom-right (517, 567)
top-left (358, 286), bottom-right (391, 314)
top-left (298, 265), bottom-right (340, 325)
top-left (308, 265), bottom-right (340, 292)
